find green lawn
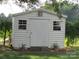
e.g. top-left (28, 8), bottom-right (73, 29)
top-left (0, 50), bottom-right (79, 59)
top-left (0, 38), bottom-right (79, 59)
top-left (64, 38), bottom-right (79, 47)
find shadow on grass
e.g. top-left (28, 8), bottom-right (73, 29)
top-left (0, 51), bottom-right (79, 59)
top-left (0, 51), bottom-right (61, 59)
top-left (0, 51), bottom-right (31, 59)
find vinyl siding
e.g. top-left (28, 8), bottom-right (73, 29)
top-left (12, 17), bottom-right (31, 48)
top-left (12, 11), bottom-right (66, 49)
top-left (48, 16), bottom-right (65, 48)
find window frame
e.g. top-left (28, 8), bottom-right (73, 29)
top-left (53, 21), bottom-right (61, 31)
top-left (18, 20), bottom-right (27, 30)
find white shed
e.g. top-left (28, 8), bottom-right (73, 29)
top-left (12, 8), bottom-right (66, 49)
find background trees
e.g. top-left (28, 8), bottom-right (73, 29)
top-left (44, 0), bottom-right (79, 47)
top-left (0, 0), bottom-right (79, 47)
top-left (0, 14), bottom-right (12, 46)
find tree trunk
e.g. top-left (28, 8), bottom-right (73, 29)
top-left (9, 34), bottom-right (11, 46)
top-left (3, 29), bottom-right (6, 46)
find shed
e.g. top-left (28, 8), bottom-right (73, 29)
top-left (12, 8), bottom-right (66, 49)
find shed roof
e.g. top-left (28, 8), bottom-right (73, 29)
top-left (12, 8), bottom-right (67, 18)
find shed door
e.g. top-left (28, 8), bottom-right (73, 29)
top-left (30, 19), bottom-right (48, 47)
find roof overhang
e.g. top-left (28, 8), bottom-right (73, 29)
top-left (12, 8), bottom-right (67, 19)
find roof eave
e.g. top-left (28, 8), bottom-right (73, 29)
top-left (12, 8), bottom-right (67, 19)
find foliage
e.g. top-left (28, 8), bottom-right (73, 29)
top-left (44, 0), bottom-right (62, 18)
top-left (0, 0), bottom-right (79, 47)
top-left (44, 0), bottom-right (79, 47)
top-left (0, 50), bottom-right (79, 59)
top-left (0, 14), bottom-right (12, 46)
top-left (18, 0), bottom-right (38, 3)
top-left (65, 20), bottom-right (79, 46)
top-left (66, 21), bottom-right (76, 46)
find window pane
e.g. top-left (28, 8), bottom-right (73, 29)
top-left (53, 21), bottom-right (59, 25)
top-left (19, 25), bottom-right (26, 30)
top-left (53, 26), bottom-right (61, 30)
top-left (19, 20), bottom-right (27, 24)
top-left (23, 20), bottom-right (27, 24)
top-left (19, 20), bottom-right (23, 24)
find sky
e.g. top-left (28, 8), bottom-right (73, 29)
top-left (0, 0), bottom-right (24, 16)
top-left (0, 0), bottom-right (46, 16)
top-left (0, 0), bottom-right (79, 16)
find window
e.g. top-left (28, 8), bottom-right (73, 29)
top-left (18, 20), bottom-right (27, 30)
top-left (53, 21), bottom-right (61, 31)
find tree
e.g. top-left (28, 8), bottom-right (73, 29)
top-left (15, 0), bottom-right (40, 10)
top-left (65, 21), bottom-right (79, 46)
top-left (6, 16), bottom-right (12, 45)
top-left (74, 21), bottom-right (79, 38)
top-left (18, 0), bottom-right (38, 3)
top-left (0, 14), bottom-right (12, 46)
top-left (44, 0), bottom-right (79, 47)
top-left (44, 0), bottom-right (63, 18)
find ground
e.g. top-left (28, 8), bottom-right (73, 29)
top-left (0, 47), bottom-right (79, 59)
top-left (0, 38), bottom-right (79, 59)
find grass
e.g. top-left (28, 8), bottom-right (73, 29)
top-left (0, 50), bottom-right (78, 59)
top-left (64, 38), bottom-right (79, 47)
top-left (0, 38), bottom-right (79, 59)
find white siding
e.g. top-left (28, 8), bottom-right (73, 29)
top-left (48, 16), bottom-right (65, 48)
top-left (12, 17), bottom-right (31, 48)
top-left (12, 11), bottom-right (66, 49)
